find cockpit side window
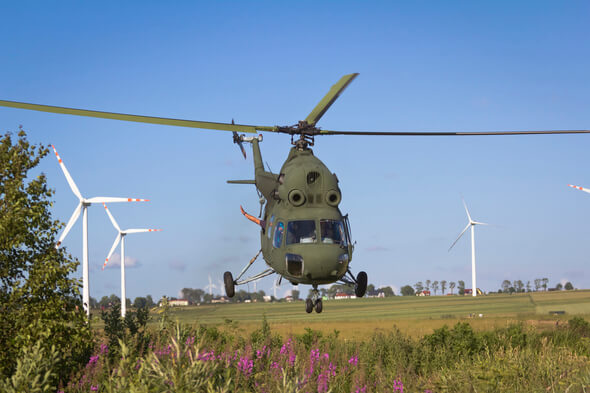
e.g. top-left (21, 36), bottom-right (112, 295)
top-left (286, 220), bottom-right (317, 244)
top-left (320, 219), bottom-right (347, 246)
top-left (273, 221), bottom-right (284, 248)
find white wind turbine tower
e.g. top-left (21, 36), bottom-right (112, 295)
top-left (51, 145), bottom-right (148, 316)
top-left (102, 203), bottom-right (162, 317)
top-left (205, 275), bottom-right (216, 296)
top-left (270, 279), bottom-right (279, 299)
top-left (449, 199), bottom-right (488, 297)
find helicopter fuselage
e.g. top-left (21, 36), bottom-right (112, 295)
top-left (249, 139), bottom-right (354, 286)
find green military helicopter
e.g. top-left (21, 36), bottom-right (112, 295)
top-left (2, 73), bottom-right (589, 313)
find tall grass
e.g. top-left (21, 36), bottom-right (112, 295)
top-left (4, 312), bottom-right (590, 392)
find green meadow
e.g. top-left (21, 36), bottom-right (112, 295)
top-left (158, 290), bottom-right (590, 338)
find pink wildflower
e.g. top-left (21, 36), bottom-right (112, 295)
top-left (348, 355), bottom-right (358, 366)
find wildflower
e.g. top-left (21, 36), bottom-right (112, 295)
top-left (90, 385), bottom-right (98, 391)
top-left (87, 355), bottom-right (99, 367)
top-left (322, 352), bottom-right (329, 360)
top-left (328, 362), bottom-right (336, 377)
top-left (185, 336), bottom-right (195, 346)
top-left (310, 348), bottom-right (320, 364)
top-left (237, 356), bottom-right (254, 377)
top-left (100, 343), bottom-right (108, 355)
top-left (354, 385), bottom-right (367, 393)
top-left (348, 355), bottom-right (358, 366)
top-left (393, 378), bottom-right (404, 392)
top-left (288, 353), bottom-right (296, 366)
top-left (317, 372), bottom-right (329, 393)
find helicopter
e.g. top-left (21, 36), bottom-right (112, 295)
top-left (2, 73), bottom-right (590, 313)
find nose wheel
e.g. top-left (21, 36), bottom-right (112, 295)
top-left (355, 271), bottom-right (367, 298)
top-left (306, 285), bottom-right (323, 313)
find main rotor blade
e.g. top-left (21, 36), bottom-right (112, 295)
top-left (318, 129), bottom-right (590, 136)
top-left (51, 145), bottom-right (83, 200)
top-left (305, 73), bottom-right (358, 126)
top-left (103, 233), bottom-right (122, 270)
top-left (449, 223), bottom-right (471, 251)
top-left (102, 203), bottom-right (121, 232)
top-left (56, 202), bottom-right (83, 247)
top-left (0, 100), bottom-right (272, 133)
top-left (568, 184), bottom-right (590, 194)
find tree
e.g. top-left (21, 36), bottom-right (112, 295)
top-left (181, 287), bottom-right (205, 304)
top-left (134, 296), bottom-right (147, 308)
top-left (555, 283), bottom-right (563, 291)
top-left (542, 278), bottom-right (549, 292)
top-left (458, 280), bottom-right (465, 295)
top-left (526, 281), bottom-right (531, 292)
top-left (514, 280), bottom-right (524, 293)
top-left (432, 281), bottom-right (439, 295)
top-left (449, 281), bottom-right (456, 294)
top-left (291, 289), bottom-right (300, 300)
top-left (380, 286), bottom-right (395, 297)
top-left (565, 282), bottom-right (574, 290)
top-left (146, 294), bottom-right (155, 307)
top-left (0, 130), bottom-right (92, 382)
top-left (401, 285), bottom-right (415, 296)
top-left (440, 280), bottom-right (447, 295)
top-left (501, 280), bottom-right (511, 293)
top-left (425, 280), bottom-right (431, 291)
top-left (534, 278), bottom-right (541, 291)
top-left (414, 281), bottom-right (424, 293)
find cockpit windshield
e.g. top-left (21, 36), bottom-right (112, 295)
top-left (320, 219), bottom-right (347, 246)
top-left (286, 220), bottom-right (317, 244)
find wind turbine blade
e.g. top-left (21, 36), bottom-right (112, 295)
top-left (124, 228), bottom-right (162, 234)
top-left (462, 198), bottom-right (473, 223)
top-left (568, 184), bottom-right (590, 194)
top-left (103, 234), bottom-right (122, 270)
top-left (87, 197), bottom-right (149, 203)
top-left (102, 203), bottom-right (121, 232)
top-left (473, 221), bottom-right (489, 226)
top-left (51, 145), bottom-right (83, 200)
top-left (56, 202), bottom-right (83, 247)
top-left (449, 223), bottom-right (470, 251)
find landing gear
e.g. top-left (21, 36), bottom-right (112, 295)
top-left (315, 298), bottom-right (323, 313)
top-left (306, 285), bottom-right (323, 313)
top-left (224, 271), bottom-right (235, 298)
top-left (355, 271), bottom-right (367, 298)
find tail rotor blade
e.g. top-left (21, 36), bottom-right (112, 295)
top-left (51, 145), bottom-right (83, 200)
top-left (449, 223), bottom-right (471, 251)
top-left (102, 203), bottom-right (121, 232)
top-left (103, 234), bottom-right (122, 270)
top-left (232, 131), bottom-right (247, 159)
top-left (56, 202), bottom-right (83, 248)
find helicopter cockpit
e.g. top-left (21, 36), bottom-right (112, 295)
top-left (287, 220), bottom-right (317, 244)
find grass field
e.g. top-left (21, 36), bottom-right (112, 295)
top-left (155, 290), bottom-right (590, 339)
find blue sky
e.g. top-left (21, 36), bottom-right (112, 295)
top-left (1, 1), bottom-right (589, 300)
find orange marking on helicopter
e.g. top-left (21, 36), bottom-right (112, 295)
top-left (240, 205), bottom-right (261, 226)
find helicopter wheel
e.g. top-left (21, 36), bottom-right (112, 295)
top-left (315, 299), bottom-right (323, 313)
top-left (224, 271), bottom-right (235, 298)
top-left (355, 271), bottom-right (367, 298)
top-left (305, 298), bottom-right (314, 313)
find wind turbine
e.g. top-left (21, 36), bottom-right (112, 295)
top-left (449, 199), bottom-right (488, 297)
top-left (568, 184), bottom-right (590, 194)
top-left (51, 145), bottom-right (148, 316)
top-left (205, 275), bottom-right (216, 296)
top-left (270, 279), bottom-right (279, 299)
top-left (102, 203), bottom-right (161, 317)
